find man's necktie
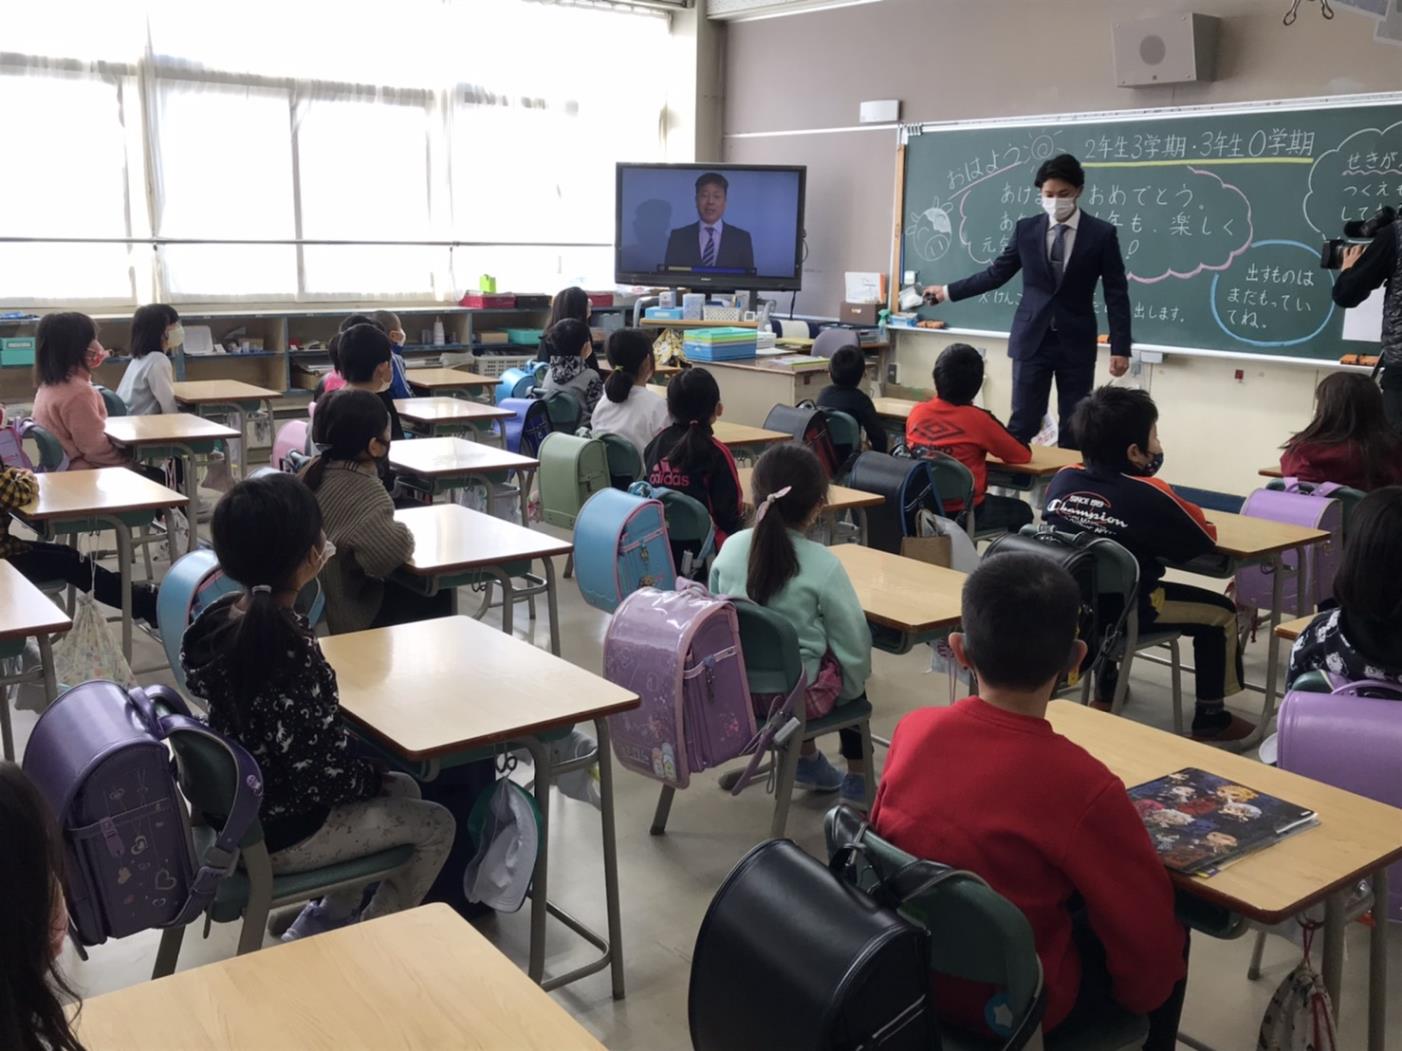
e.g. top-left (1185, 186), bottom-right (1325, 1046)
top-left (702, 226), bottom-right (716, 267)
top-left (1050, 223), bottom-right (1069, 286)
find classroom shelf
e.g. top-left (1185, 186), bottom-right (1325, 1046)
top-left (641, 319), bottom-right (760, 329)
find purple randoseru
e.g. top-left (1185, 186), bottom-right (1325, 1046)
top-left (603, 584), bottom-right (756, 789)
top-left (574, 487), bottom-right (677, 614)
top-left (1235, 482), bottom-right (1343, 616)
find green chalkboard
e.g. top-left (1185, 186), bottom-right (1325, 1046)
top-left (899, 96), bottom-right (1402, 359)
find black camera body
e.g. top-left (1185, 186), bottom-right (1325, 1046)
top-left (1321, 205), bottom-right (1397, 269)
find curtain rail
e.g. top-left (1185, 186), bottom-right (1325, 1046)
top-left (0, 237), bottom-right (611, 248)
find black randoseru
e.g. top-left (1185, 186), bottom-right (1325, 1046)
top-left (747, 444), bottom-right (828, 605)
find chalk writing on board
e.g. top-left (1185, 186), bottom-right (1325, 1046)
top-left (1303, 119), bottom-right (1402, 232)
top-left (1209, 240), bottom-right (1338, 347)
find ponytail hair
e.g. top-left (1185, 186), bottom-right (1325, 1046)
top-left (548, 286), bottom-right (590, 328)
top-left (664, 367), bottom-right (721, 472)
top-left (603, 328), bottom-right (655, 404)
top-left (540, 318), bottom-right (591, 361)
top-left (746, 443), bottom-right (828, 605)
top-left (209, 473), bottom-right (324, 712)
top-left (301, 388), bottom-right (390, 491)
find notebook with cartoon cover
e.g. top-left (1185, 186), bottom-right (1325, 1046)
top-left (1128, 767), bottom-right (1318, 876)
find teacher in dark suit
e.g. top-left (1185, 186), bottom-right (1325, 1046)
top-left (663, 172), bottom-right (756, 272)
top-left (925, 154), bottom-right (1132, 448)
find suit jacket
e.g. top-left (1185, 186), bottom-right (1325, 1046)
top-left (947, 212), bottom-right (1132, 361)
top-left (663, 221), bottom-right (756, 272)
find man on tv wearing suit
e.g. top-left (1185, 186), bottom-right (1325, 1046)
top-left (663, 172), bottom-right (756, 273)
top-left (924, 154), bottom-right (1132, 448)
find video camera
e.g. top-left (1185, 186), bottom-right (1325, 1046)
top-left (1320, 205), bottom-right (1397, 269)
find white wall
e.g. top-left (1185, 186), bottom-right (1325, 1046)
top-left (722, 0), bottom-right (1402, 495)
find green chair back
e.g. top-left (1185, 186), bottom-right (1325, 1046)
top-left (733, 601), bottom-right (805, 698)
top-left (1291, 668), bottom-right (1332, 694)
top-left (166, 719), bottom-right (267, 851)
top-left (598, 432), bottom-right (643, 487)
top-left (95, 385), bottom-right (127, 417)
top-left (820, 408), bottom-right (861, 452)
top-left (658, 489), bottom-right (712, 544)
top-left (923, 451), bottom-right (976, 516)
top-left (25, 422), bottom-right (70, 472)
top-left (542, 389), bottom-right (585, 432)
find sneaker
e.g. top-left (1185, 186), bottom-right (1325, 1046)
top-left (793, 751), bottom-right (843, 793)
top-left (839, 773), bottom-right (868, 808)
top-left (1190, 712), bottom-right (1256, 743)
top-left (281, 899), bottom-right (358, 943)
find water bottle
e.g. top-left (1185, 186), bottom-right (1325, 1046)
top-left (432, 318), bottom-right (445, 346)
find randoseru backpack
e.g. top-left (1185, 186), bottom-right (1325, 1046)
top-left (573, 487), bottom-right (677, 613)
top-left (628, 479), bottom-right (717, 579)
top-left (604, 581), bottom-right (760, 789)
top-left (495, 362), bottom-right (545, 404)
top-left (846, 452), bottom-right (941, 554)
top-left (22, 681), bottom-right (262, 946)
top-left (498, 397), bottom-right (552, 457)
top-left (0, 412), bottom-right (37, 471)
top-left (538, 432), bottom-right (611, 529)
top-left (1235, 482), bottom-right (1344, 618)
top-left (764, 404), bottom-right (840, 479)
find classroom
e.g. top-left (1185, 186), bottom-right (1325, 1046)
top-left (2, 1), bottom-right (1401, 1049)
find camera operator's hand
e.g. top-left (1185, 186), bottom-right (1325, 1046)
top-left (1341, 245), bottom-right (1366, 271)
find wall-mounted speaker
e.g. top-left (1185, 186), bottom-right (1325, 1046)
top-left (1112, 13), bottom-right (1221, 87)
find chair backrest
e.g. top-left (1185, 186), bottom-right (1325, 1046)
top-left (167, 716), bottom-right (267, 851)
top-left (94, 385), bottom-right (127, 417)
top-left (541, 388), bottom-right (585, 432)
top-left (733, 601), bottom-right (805, 698)
top-left (920, 451), bottom-right (976, 518)
top-left (598, 431), bottom-right (644, 487)
top-left (820, 408), bottom-right (862, 475)
top-left (19, 420), bottom-right (70, 472)
top-left (812, 328), bottom-right (857, 360)
top-left (824, 807), bottom-right (1044, 1033)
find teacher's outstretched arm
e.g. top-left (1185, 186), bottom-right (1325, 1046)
top-left (1101, 227), bottom-right (1133, 376)
top-left (939, 237), bottom-right (1022, 304)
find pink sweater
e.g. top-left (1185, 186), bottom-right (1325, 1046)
top-left (32, 373), bottom-right (126, 469)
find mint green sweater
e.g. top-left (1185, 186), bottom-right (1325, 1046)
top-left (710, 529), bottom-right (872, 701)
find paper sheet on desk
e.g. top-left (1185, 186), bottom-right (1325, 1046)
top-left (1342, 287), bottom-right (1384, 343)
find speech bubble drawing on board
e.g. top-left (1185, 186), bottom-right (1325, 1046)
top-left (1303, 119), bottom-right (1402, 235)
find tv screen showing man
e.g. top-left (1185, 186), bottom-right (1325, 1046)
top-left (664, 172), bottom-right (755, 273)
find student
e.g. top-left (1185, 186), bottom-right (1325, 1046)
top-left (540, 318), bottom-right (603, 416)
top-left (906, 343), bottom-right (1034, 533)
top-left (117, 304), bottom-right (181, 415)
top-left (1043, 386), bottom-right (1251, 741)
top-left (0, 762), bottom-right (87, 1051)
top-left (815, 345), bottom-right (887, 457)
top-left (590, 328), bottom-right (669, 459)
top-left (547, 285), bottom-right (591, 329)
top-left (329, 322), bottom-right (405, 441)
top-left (313, 313), bottom-right (380, 402)
top-left (301, 389), bottom-right (448, 634)
top-left (369, 309), bottom-right (414, 400)
top-left (871, 554), bottom-right (1187, 1046)
top-left (709, 444), bottom-right (871, 803)
top-left (1280, 372), bottom-right (1402, 491)
top-left (644, 367), bottom-right (746, 550)
top-left (0, 462), bottom-right (158, 626)
top-left (1287, 486), bottom-right (1402, 688)
top-left (181, 474), bottom-right (454, 941)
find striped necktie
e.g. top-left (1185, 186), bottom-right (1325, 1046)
top-left (701, 226), bottom-right (717, 267)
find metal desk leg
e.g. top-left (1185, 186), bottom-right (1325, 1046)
top-left (113, 518), bottom-right (134, 661)
top-left (544, 556), bottom-right (561, 657)
top-left (1261, 552), bottom-right (1285, 728)
top-left (522, 735), bottom-right (552, 984)
top-left (857, 507), bottom-right (869, 547)
top-left (482, 567), bottom-right (514, 638)
top-left (1322, 888), bottom-right (1347, 1019)
top-left (38, 634), bottom-right (58, 705)
top-left (179, 446), bottom-right (201, 555)
top-left (519, 468), bottom-right (535, 525)
top-left (1369, 865), bottom-right (1389, 1051)
top-left (594, 717), bottom-right (626, 1000)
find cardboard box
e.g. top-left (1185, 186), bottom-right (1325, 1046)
top-left (840, 301), bottom-right (881, 326)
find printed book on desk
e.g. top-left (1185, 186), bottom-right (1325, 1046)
top-left (1129, 767), bottom-right (1317, 876)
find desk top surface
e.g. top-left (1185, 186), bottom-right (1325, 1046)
top-left (395, 503), bottom-right (570, 575)
top-left (172, 380), bottom-right (281, 403)
top-left (871, 396), bottom-right (919, 419)
top-left (389, 437), bottom-right (538, 478)
top-left (988, 445), bottom-right (1081, 477)
top-left (1047, 700), bottom-right (1402, 921)
top-left (405, 368), bottom-right (498, 390)
top-left (712, 421), bottom-right (790, 448)
top-left (394, 397), bottom-right (514, 423)
top-left (16, 467), bottom-right (187, 519)
top-left (321, 616), bottom-right (637, 758)
top-left (74, 904), bottom-right (608, 1050)
top-left (737, 467), bottom-right (883, 513)
top-left (104, 413), bottom-right (240, 444)
top-left (829, 543), bottom-right (966, 633)
top-left (1202, 510), bottom-right (1329, 559)
top-left (0, 561), bottom-right (72, 640)
top-left (1259, 465), bottom-right (1285, 479)
top-left (1274, 614), bottom-right (1315, 642)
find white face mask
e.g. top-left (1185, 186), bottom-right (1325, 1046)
top-left (1041, 195), bottom-right (1077, 222)
top-left (166, 323), bottom-right (186, 349)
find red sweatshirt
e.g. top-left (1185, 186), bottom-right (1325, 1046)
top-left (905, 398), bottom-right (1031, 506)
top-left (1280, 439), bottom-right (1402, 492)
top-left (871, 698), bottom-right (1185, 1036)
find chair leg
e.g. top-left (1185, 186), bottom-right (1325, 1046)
top-left (564, 552), bottom-right (574, 579)
top-left (1246, 928), bottom-right (1269, 981)
top-left (239, 843), bottom-right (274, 955)
top-left (139, 525), bottom-right (154, 581)
top-left (1169, 639), bottom-right (1185, 735)
top-left (649, 784), bottom-right (675, 836)
top-left (0, 683), bottom-right (13, 762)
top-left (769, 740), bottom-right (803, 839)
top-left (859, 721), bottom-right (876, 811)
top-left (152, 924), bottom-right (186, 978)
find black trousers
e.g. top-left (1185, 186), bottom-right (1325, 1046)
top-left (1008, 331), bottom-right (1096, 448)
top-left (971, 493), bottom-right (1034, 534)
top-left (370, 580), bottom-right (455, 629)
top-left (8, 542), bottom-right (158, 624)
top-left (1382, 370), bottom-right (1402, 430)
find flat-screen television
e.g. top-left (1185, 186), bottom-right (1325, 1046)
top-left (615, 162), bottom-right (806, 292)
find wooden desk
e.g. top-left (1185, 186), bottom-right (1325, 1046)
top-left (738, 467), bottom-right (881, 545)
top-left (0, 562), bottom-right (71, 758)
top-left (13, 468), bottom-right (186, 661)
top-left (394, 396), bottom-right (514, 440)
top-left (600, 360), bottom-right (682, 378)
top-left (389, 437), bottom-right (538, 519)
top-left (105, 413), bottom-right (239, 554)
top-left (404, 367), bottom-right (498, 400)
top-left (712, 421), bottom-right (789, 460)
top-left (75, 905), bottom-right (608, 1050)
top-left (172, 380), bottom-right (280, 480)
top-left (393, 503), bottom-right (571, 654)
top-left (1049, 700), bottom-right (1401, 1047)
top-left (1259, 465), bottom-right (1285, 479)
top-left (1203, 509), bottom-right (1328, 561)
top-left (986, 444), bottom-right (1081, 505)
top-left (872, 396), bottom-right (918, 421)
top-left (321, 619), bottom-right (637, 997)
top-left (829, 543), bottom-right (965, 653)
top-left (1275, 614), bottom-right (1315, 642)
